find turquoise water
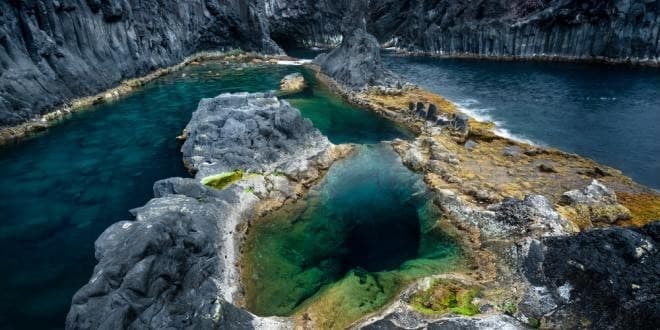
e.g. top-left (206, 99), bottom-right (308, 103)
top-left (0, 63), bottom-right (407, 329)
top-left (243, 144), bottom-right (461, 321)
top-left (382, 54), bottom-right (660, 189)
top-left (289, 49), bottom-right (660, 189)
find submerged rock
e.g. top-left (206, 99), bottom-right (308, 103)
top-left (279, 73), bottom-right (307, 94)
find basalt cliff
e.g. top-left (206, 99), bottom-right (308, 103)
top-left (4, 0), bottom-right (660, 329)
top-left (368, 0), bottom-right (660, 64)
top-left (2, 0), bottom-right (659, 129)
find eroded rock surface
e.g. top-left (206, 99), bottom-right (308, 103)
top-left (66, 93), bottom-right (347, 329)
top-left (181, 92), bottom-right (334, 181)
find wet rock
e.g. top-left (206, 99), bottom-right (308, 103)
top-left (279, 72), bottom-right (306, 94)
top-left (415, 102), bottom-right (427, 118)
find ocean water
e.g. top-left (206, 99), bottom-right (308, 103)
top-left (0, 63), bottom-right (406, 329)
top-left (242, 144), bottom-right (461, 324)
top-left (382, 54), bottom-right (660, 189)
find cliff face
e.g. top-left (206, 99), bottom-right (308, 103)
top-left (368, 0), bottom-right (660, 63)
top-left (0, 0), bottom-right (286, 126)
top-left (3, 0), bottom-right (658, 128)
top-left (264, 0), bottom-right (344, 48)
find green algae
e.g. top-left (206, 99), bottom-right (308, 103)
top-left (201, 170), bottom-right (244, 190)
top-left (410, 279), bottom-right (480, 317)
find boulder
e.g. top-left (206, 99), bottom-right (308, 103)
top-left (559, 180), bottom-right (631, 225)
top-left (181, 92), bottom-right (332, 179)
top-left (279, 72), bottom-right (307, 94)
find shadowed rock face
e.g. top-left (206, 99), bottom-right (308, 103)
top-left (368, 0), bottom-right (660, 63)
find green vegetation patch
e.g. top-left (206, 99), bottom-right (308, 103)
top-left (410, 279), bottom-right (480, 316)
top-left (201, 170), bottom-right (244, 190)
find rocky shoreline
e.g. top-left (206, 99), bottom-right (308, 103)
top-left (0, 52), bottom-right (295, 147)
top-left (303, 25), bottom-right (660, 329)
top-left (66, 92), bottom-right (352, 329)
top-left (60, 26), bottom-right (660, 328)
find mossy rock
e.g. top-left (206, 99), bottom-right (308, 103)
top-left (201, 170), bottom-right (244, 190)
top-left (410, 279), bottom-right (480, 316)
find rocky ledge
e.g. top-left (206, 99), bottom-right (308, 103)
top-left (307, 28), bottom-right (660, 329)
top-left (66, 92), bottom-right (350, 329)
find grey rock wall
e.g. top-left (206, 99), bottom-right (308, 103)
top-left (368, 0), bottom-right (660, 64)
top-left (0, 0), bottom-right (283, 126)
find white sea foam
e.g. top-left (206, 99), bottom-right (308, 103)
top-left (276, 59), bottom-right (313, 66)
top-left (454, 99), bottom-right (538, 146)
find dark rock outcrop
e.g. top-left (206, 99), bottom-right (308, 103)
top-left (66, 93), bottom-right (340, 329)
top-left (313, 0), bottom-right (398, 89)
top-left (264, 0), bottom-right (344, 48)
top-left (368, 0), bottom-right (660, 64)
top-left (525, 222), bottom-right (660, 329)
top-left (66, 179), bottom-right (258, 329)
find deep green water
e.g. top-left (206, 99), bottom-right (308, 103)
top-left (0, 63), bottom-right (409, 329)
top-left (243, 144), bottom-right (462, 320)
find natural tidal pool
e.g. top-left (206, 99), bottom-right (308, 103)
top-left (382, 54), bottom-right (660, 189)
top-left (242, 144), bottom-right (463, 328)
top-left (0, 62), bottom-right (406, 328)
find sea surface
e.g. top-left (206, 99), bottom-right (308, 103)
top-left (0, 63), bottom-right (407, 329)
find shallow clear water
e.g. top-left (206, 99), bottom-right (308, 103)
top-left (382, 54), bottom-right (660, 189)
top-left (0, 63), bottom-right (406, 329)
top-left (243, 144), bottom-right (461, 320)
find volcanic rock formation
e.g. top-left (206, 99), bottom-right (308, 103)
top-left (368, 0), bottom-right (660, 64)
top-left (66, 92), bottom-right (346, 329)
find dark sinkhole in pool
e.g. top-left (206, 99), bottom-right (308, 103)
top-left (0, 63), bottom-right (412, 328)
top-left (242, 144), bottom-right (462, 319)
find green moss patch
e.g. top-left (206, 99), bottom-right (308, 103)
top-left (201, 170), bottom-right (244, 190)
top-left (410, 279), bottom-right (480, 316)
